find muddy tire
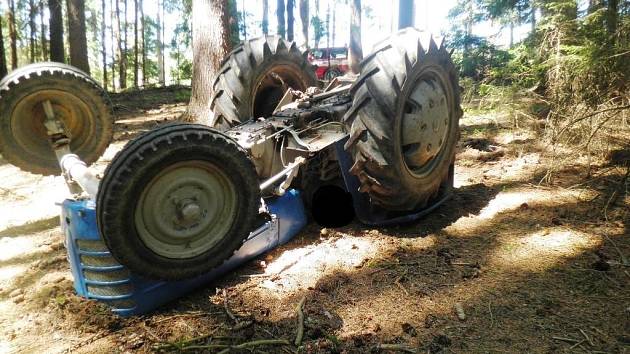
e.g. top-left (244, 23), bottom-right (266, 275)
top-left (0, 62), bottom-right (112, 175)
top-left (210, 36), bottom-right (317, 128)
top-left (97, 123), bottom-right (260, 280)
top-left (344, 29), bottom-right (462, 211)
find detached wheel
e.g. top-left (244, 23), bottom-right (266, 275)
top-left (210, 36), bottom-right (317, 128)
top-left (97, 124), bottom-right (260, 280)
top-left (0, 62), bottom-right (112, 175)
top-left (344, 29), bottom-right (463, 211)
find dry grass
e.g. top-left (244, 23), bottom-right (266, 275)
top-left (0, 89), bottom-right (628, 353)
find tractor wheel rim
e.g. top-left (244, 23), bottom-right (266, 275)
top-left (252, 64), bottom-right (309, 119)
top-left (134, 160), bottom-right (238, 259)
top-left (11, 90), bottom-right (94, 161)
top-left (400, 75), bottom-right (450, 176)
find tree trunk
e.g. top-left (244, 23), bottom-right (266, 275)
top-left (101, 0), bottom-right (108, 91)
top-left (48, 0), bottom-right (64, 63)
top-left (134, 0), bottom-right (139, 87)
top-left (241, 0), bottom-right (247, 39)
top-left (331, 2), bottom-right (335, 46)
top-left (110, 0), bottom-right (116, 90)
top-left (140, 0), bottom-right (146, 85)
top-left (277, 0), bottom-right (286, 39)
top-left (115, 0), bottom-right (127, 88)
top-left (299, 0), bottom-right (308, 48)
top-left (67, 0), bottom-right (90, 74)
top-left (123, 0), bottom-right (129, 85)
top-left (157, 0), bottom-right (164, 85)
top-left (7, 0), bottom-right (18, 69)
top-left (531, 1), bottom-right (536, 33)
top-left (464, 1), bottom-right (473, 55)
top-left (29, 0), bottom-right (37, 62)
top-left (0, 16), bottom-right (7, 78)
top-left (287, 0), bottom-right (294, 41)
top-left (325, 1), bottom-right (329, 50)
top-left (348, 0), bottom-right (362, 74)
top-left (184, 0), bottom-right (232, 123)
top-left (262, 0), bottom-right (269, 35)
top-left (509, 21), bottom-right (514, 48)
top-left (606, 0), bottom-right (618, 40)
top-left (398, 0), bottom-right (414, 29)
top-left (40, 0), bottom-right (48, 60)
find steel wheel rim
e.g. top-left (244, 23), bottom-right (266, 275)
top-left (10, 90), bottom-right (94, 159)
top-left (400, 72), bottom-right (451, 177)
top-left (134, 160), bottom-right (238, 259)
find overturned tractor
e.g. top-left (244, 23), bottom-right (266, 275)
top-left (0, 29), bottom-right (461, 313)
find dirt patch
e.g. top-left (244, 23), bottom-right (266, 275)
top-left (0, 89), bottom-right (628, 353)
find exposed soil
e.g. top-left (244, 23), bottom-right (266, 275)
top-left (0, 88), bottom-right (628, 354)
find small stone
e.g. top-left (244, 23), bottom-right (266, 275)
top-left (368, 229), bottom-right (379, 236)
top-left (13, 295), bottom-right (25, 304)
top-left (454, 302), bottom-right (466, 321)
top-left (320, 228), bottom-right (329, 236)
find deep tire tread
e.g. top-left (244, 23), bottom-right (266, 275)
top-left (343, 29), bottom-right (463, 211)
top-left (97, 123), bottom-right (261, 280)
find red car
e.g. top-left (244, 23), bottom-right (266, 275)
top-left (308, 47), bottom-right (350, 81)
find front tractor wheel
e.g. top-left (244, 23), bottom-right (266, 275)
top-left (344, 29), bottom-right (463, 211)
top-left (210, 36), bottom-right (317, 128)
top-left (97, 124), bottom-right (260, 280)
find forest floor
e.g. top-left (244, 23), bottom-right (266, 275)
top-left (0, 87), bottom-right (628, 354)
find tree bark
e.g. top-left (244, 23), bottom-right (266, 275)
top-left (157, 0), bottom-right (164, 85)
top-left (299, 0), bottom-right (308, 48)
top-left (398, 0), bottom-right (414, 29)
top-left (110, 0), bottom-right (116, 90)
top-left (7, 0), bottom-right (18, 69)
top-left (40, 0), bottom-right (48, 60)
top-left (140, 0), bottom-right (146, 86)
top-left (606, 0), bottom-right (618, 41)
top-left (184, 0), bottom-right (232, 123)
top-left (115, 0), bottom-right (127, 88)
top-left (49, 0), bottom-right (64, 62)
top-left (134, 0), bottom-right (139, 88)
top-left (101, 0), bottom-right (108, 91)
top-left (332, 2), bottom-right (336, 46)
top-left (277, 0), bottom-right (286, 39)
top-left (262, 0), bottom-right (269, 35)
top-left (287, 0), bottom-right (294, 41)
top-left (349, 0), bottom-right (362, 74)
top-left (0, 16), bottom-right (7, 78)
top-left (29, 0), bottom-right (37, 62)
top-left (67, 0), bottom-right (91, 74)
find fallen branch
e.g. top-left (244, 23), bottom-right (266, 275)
top-left (222, 289), bottom-right (238, 324)
top-left (216, 339), bottom-right (291, 354)
top-left (551, 336), bottom-right (580, 343)
top-left (378, 343), bottom-right (416, 353)
top-left (294, 297), bottom-right (306, 346)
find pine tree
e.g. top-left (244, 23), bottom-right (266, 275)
top-left (0, 16), bottom-right (8, 77)
top-left (66, 0), bottom-right (90, 73)
top-left (299, 0), bottom-right (308, 47)
top-left (48, 0), bottom-right (64, 62)
top-left (262, 0), bottom-right (269, 35)
top-left (101, 0), bottom-right (108, 90)
top-left (277, 0), bottom-right (286, 38)
top-left (7, 0), bottom-right (18, 69)
top-left (349, 0), bottom-right (362, 73)
top-left (184, 0), bottom-right (233, 123)
top-left (287, 0), bottom-right (294, 41)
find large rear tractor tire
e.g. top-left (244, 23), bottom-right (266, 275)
top-left (210, 36), bottom-right (317, 128)
top-left (97, 124), bottom-right (261, 280)
top-left (344, 29), bottom-right (463, 211)
top-left (0, 62), bottom-right (113, 175)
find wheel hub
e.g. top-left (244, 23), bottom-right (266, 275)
top-left (401, 76), bottom-right (450, 174)
top-left (134, 161), bottom-right (238, 259)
